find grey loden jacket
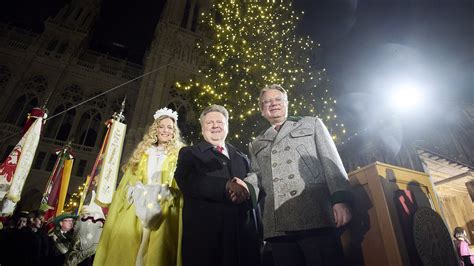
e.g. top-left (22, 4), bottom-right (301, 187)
top-left (246, 116), bottom-right (352, 239)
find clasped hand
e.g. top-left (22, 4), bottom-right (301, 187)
top-left (226, 177), bottom-right (249, 204)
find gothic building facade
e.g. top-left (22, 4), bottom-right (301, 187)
top-left (125, 0), bottom-right (206, 155)
top-left (0, 0), bottom-right (204, 206)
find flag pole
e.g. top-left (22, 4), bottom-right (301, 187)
top-left (40, 141), bottom-right (75, 224)
top-left (77, 97), bottom-right (127, 213)
top-left (0, 109), bottom-right (45, 216)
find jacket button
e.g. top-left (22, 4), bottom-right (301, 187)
top-left (285, 146), bottom-right (290, 151)
top-left (273, 177), bottom-right (279, 182)
top-left (272, 150), bottom-right (277, 154)
top-left (288, 174), bottom-right (294, 179)
top-left (290, 190), bottom-right (297, 196)
top-left (272, 163), bottom-right (277, 167)
top-left (287, 159), bottom-right (292, 164)
top-left (222, 162), bottom-right (227, 166)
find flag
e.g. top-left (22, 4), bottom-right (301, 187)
top-left (77, 122), bottom-right (111, 213)
top-left (66, 104), bottom-right (126, 263)
top-left (0, 109), bottom-right (45, 216)
top-left (56, 158), bottom-right (73, 216)
top-left (78, 118), bottom-right (127, 212)
top-left (95, 119), bottom-right (126, 206)
top-left (40, 144), bottom-right (74, 223)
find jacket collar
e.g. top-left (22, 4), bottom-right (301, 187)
top-left (260, 126), bottom-right (278, 142)
top-left (257, 119), bottom-right (303, 145)
top-left (197, 140), bottom-right (215, 153)
top-left (274, 119), bottom-right (302, 145)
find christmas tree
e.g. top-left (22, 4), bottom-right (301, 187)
top-left (177, 0), bottom-right (345, 148)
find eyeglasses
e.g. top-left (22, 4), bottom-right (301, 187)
top-left (261, 97), bottom-right (285, 106)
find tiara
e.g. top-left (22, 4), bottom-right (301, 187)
top-left (153, 107), bottom-right (178, 121)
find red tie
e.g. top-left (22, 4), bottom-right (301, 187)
top-left (216, 146), bottom-right (224, 154)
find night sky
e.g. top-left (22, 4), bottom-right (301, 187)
top-left (2, 0), bottom-right (473, 133)
top-left (295, 0), bottom-right (474, 132)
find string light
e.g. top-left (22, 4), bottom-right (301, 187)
top-left (64, 183), bottom-right (87, 213)
top-left (177, 0), bottom-right (346, 146)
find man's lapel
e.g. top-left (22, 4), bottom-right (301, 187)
top-left (197, 141), bottom-right (214, 154)
top-left (261, 126), bottom-right (277, 141)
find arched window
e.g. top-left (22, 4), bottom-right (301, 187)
top-left (4, 75), bottom-right (47, 124)
top-left (44, 105), bottom-right (64, 138)
top-left (5, 95), bottom-right (25, 124)
top-left (5, 94), bottom-right (38, 126)
top-left (191, 3), bottom-right (200, 32)
top-left (45, 104), bottom-right (76, 141)
top-left (181, 0), bottom-right (191, 29)
top-left (167, 101), bottom-right (188, 133)
top-left (75, 109), bottom-right (102, 147)
top-left (167, 102), bottom-right (177, 112)
top-left (57, 109), bottom-right (75, 141)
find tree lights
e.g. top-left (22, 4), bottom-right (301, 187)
top-left (177, 0), bottom-right (345, 147)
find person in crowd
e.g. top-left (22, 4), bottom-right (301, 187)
top-left (28, 210), bottom-right (50, 263)
top-left (246, 84), bottom-right (352, 266)
top-left (174, 104), bottom-right (260, 266)
top-left (49, 213), bottom-right (76, 265)
top-left (0, 209), bottom-right (49, 266)
top-left (16, 210), bottom-right (29, 229)
top-left (454, 227), bottom-right (474, 266)
top-left (94, 107), bottom-right (185, 266)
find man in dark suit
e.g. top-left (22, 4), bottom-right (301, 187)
top-left (247, 84), bottom-right (352, 266)
top-left (175, 104), bottom-right (260, 266)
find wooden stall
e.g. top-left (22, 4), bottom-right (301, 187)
top-left (341, 162), bottom-right (458, 266)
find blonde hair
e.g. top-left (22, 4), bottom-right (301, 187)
top-left (122, 115), bottom-right (185, 173)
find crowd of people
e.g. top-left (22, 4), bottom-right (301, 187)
top-left (0, 210), bottom-right (79, 265)
top-left (2, 84), bottom-right (355, 266)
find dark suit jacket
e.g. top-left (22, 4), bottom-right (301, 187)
top-left (175, 141), bottom-right (259, 266)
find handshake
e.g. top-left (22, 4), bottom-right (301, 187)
top-left (225, 177), bottom-right (250, 204)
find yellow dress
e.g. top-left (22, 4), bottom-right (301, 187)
top-left (93, 151), bottom-right (182, 266)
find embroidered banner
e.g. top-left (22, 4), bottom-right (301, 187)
top-left (0, 118), bottom-right (43, 215)
top-left (96, 120), bottom-right (126, 206)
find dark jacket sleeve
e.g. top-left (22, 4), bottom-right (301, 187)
top-left (174, 147), bottom-right (229, 202)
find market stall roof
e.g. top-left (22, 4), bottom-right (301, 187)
top-left (417, 147), bottom-right (474, 197)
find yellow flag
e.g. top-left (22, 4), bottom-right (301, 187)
top-left (56, 159), bottom-right (73, 216)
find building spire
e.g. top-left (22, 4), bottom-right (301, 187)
top-left (47, 0), bottom-right (101, 34)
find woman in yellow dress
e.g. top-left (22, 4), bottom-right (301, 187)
top-left (94, 107), bottom-right (185, 266)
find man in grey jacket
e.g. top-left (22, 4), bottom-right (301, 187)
top-left (246, 84), bottom-right (352, 266)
